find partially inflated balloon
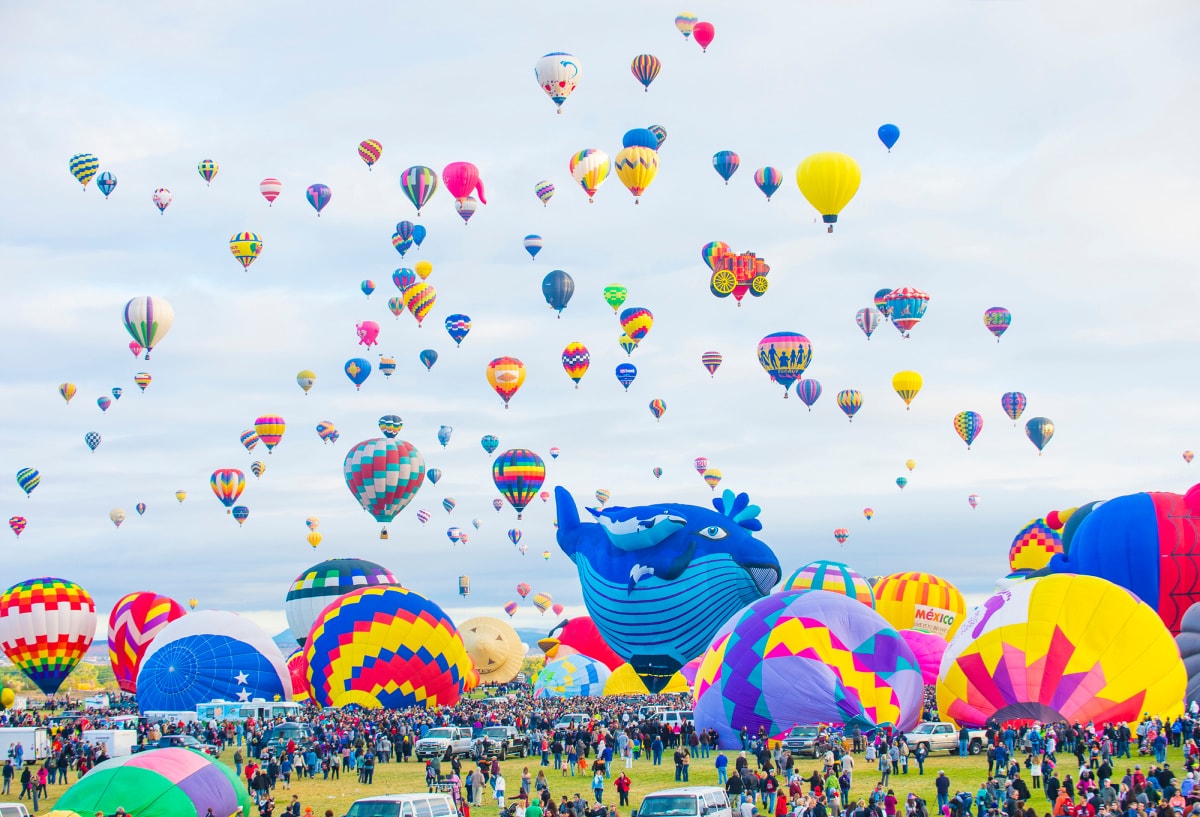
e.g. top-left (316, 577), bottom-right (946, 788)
top-left (460, 617), bottom-right (525, 684)
top-left (796, 152), bottom-right (861, 232)
top-left (873, 571), bottom-right (966, 641)
top-left (285, 558), bottom-right (398, 646)
top-left (0, 577), bottom-right (96, 694)
top-left (108, 591), bottom-right (187, 693)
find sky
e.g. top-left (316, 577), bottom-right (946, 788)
top-left (2, 0), bottom-right (1199, 644)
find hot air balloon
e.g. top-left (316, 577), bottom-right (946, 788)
top-left (250, 461), bottom-right (264, 478)
top-left (1001, 391), bottom-right (1027, 425)
top-left (420, 349), bottom-right (439, 371)
top-left (549, 446), bottom-right (560, 459)
top-left (487, 357), bottom-right (527, 408)
top-left (59, 382), bottom-right (76, 404)
top-left (703, 469), bottom-right (722, 490)
top-left (524, 235), bottom-right (543, 260)
top-left (360, 280), bottom-right (376, 299)
top-left (437, 425), bottom-right (453, 448)
top-left (231, 506), bottom-right (249, 526)
top-left (648, 124), bottom-right (668, 149)
top-left (509, 529), bottom-right (522, 546)
top-left (97, 395), bottom-right (111, 412)
top-left (428, 468), bottom-right (442, 485)
top-left (675, 12), bottom-right (697, 37)
top-left (797, 379), bottom-right (823, 412)
top-left (795, 152), bottom-right (861, 232)
top-left (455, 196), bottom-right (479, 224)
top-left (378, 415), bottom-right (403, 439)
top-left (700, 351), bottom-right (723, 377)
top-left (594, 489), bottom-right (612, 507)
top-left (691, 457), bottom-right (708, 477)
top-left (134, 372), bottom-right (152, 392)
top-left (878, 124), bottom-right (901, 151)
top-left (515, 583), bottom-right (533, 600)
top-left (447, 526), bottom-right (463, 545)
top-left (652, 467), bottom-right (663, 480)
top-left (69, 153), bottom-right (99, 189)
top-left (259, 177), bottom-right (282, 205)
top-left (539, 491), bottom-right (550, 503)
top-left (9, 517), bottom-right (26, 537)
top-left (983, 306), bottom-right (1012, 341)
top-left (1025, 417), bottom-right (1055, 454)
top-left (891, 370), bottom-right (922, 410)
top-left (535, 180), bottom-right (555, 206)
top-left (614, 146), bottom-right (659, 203)
top-left (412, 224), bottom-right (427, 246)
top-left (542, 270), bottom-right (575, 315)
top-left (209, 469), bottom-right (245, 513)
top-left (400, 165), bottom-right (439, 215)
top-left (712, 151), bottom-right (739, 185)
top-left (883, 287), bottom-right (930, 337)
top-left (395, 267), bottom-right (417, 291)
top-left (343, 439), bottom-right (425, 533)
top-left (123, 296), bottom-right (174, 360)
top-left (535, 52), bottom-right (581, 114)
top-left (619, 307), bottom-right (653, 344)
top-left (111, 387), bottom-right (123, 401)
top-left (107, 590), bottom-right (187, 693)
top-left (315, 421), bottom-right (338, 444)
top-left (305, 183), bottom-right (331, 216)
top-left (175, 490), bottom-right (187, 503)
top-left (187, 598), bottom-right (198, 610)
top-left (392, 231), bottom-right (414, 257)
top-left (109, 508), bottom-right (126, 528)
top-left (417, 509), bottom-right (432, 524)
top-left (130, 340), bottom-right (144, 355)
top-left (569, 149), bottom-right (610, 202)
top-left (692, 21), bottom-right (715, 51)
top-left (968, 494), bottom-right (979, 509)
top-left (344, 357), bottom-right (372, 390)
top-left (16, 468), bottom-right (40, 497)
top-left (240, 430), bottom-right (259, 452)
top-left (0, 577), bottom-right (96, 694)
top-left (196, 159), bottom-right (218, 185)
top-left (358, 139), bottom-right (383, 169)
top-left (905, 459), bottom-right (916, 472)
top-left (403, 280), bottom-right (436, 326)
top-left (631, 54), bottom-right (661, 91)
top-left (954, 411), bottom-right (983, 449)
top-left (504, 601), bottom-right (519, 618)
top-left (833, 528), bottom-right (850, 545)
top-left (1186, 451), bottom-right (1195, 464)
top-left (836, 389), bottom-right (863, 422)
top-left (648, 398), bottom-right (668, 421)
top-left (305, 517), bottom-right (319, 531)
top-left (443, 161), bottom-right (487, 211)
top-left (296, 370), bottom-right (316, 395)
top-left (753, 167), bottom-right (783, 201)
top-left (254, 415), bottom-right (286, 452)
top-left (757, 332), bottom-right (812, 397)
top-left (856, 308), bottom-right (880, 340)
top-left (307, 531), bottom-right (322, 548)
top-left (533, 592), bottom-right (553, 615)
top-left (152, 187), bottom-right (172, 213)
top-left (85, 431), bottom-right (101, 452)
top-left (227, 232), bottom-right (263, 272)
top-left (387, 296), bottom-right (404, 318)
top-left (493, 449), bottom-right (546, 520)
top-left (562, 342), bottom-right (590, 388)
top-left (96, 170), bottom-right (117, 198)
top-left (378, 355), bottom-right (396, 377)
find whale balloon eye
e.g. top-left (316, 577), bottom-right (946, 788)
top-left (698, 525), bottom-right (728, 540)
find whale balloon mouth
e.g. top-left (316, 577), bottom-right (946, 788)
top-left (746, 563), bottom-right (781, 596)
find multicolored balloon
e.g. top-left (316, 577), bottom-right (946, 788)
top-left (250, 461), bottom-right (264, 478)
top-left (702, 469), bottom-right (722, 490)
top-left (797, 379), bottom-right (823, 412)
top-left (954, 410), bottom-right (983, 449)
top-left (344, 357), bottom-right (372, 390)
top-left (757, 332), bottom-right (812, 397)
top-left (753, 167), bottom-right (783, 201)
top-left (152, 187), bottom-right (172, 213)
top-left (561, 342), bottom-right (590, 388)
top-left (343, 438), bottom-right (425, 527)
top-left (59, 382), bottom-right (76, 404)
top-left (254, 415), bottom-right (286, 452)
top-left (259, 178), bottom-right (282, 205)
top-left (0, 577), bottom-right (96, 694)
top-left (523, 235), bottom-right (543, 259)
top-left (69, 153), bottom-right (99, 189)
top-left (983, 307), bottom-right (1012, 342)
top-left (400, 166), bottom-right (439, 214)
top-left (648, 398), bottom-right (667, 421)
top-left (783, 560), bottom-right (875, 608)
top-left (873, 571), bottom-right (966, 641)
top-left (123, 296), bottom-right (175, 360)
top-left (403, 281), bottom-right (436, 326)
top-left (630, 54), bottom-right (662, 91)
top-left (358, 139), bottom-right (383, 170)
top-left (883, 287), bottom-right (930, 337)
top-left (305, 183), bottom-right (331, 216)
top-left (486, 357), bottom-right (526, 408)
top-left (712, 151), bottom-right (740, 184)
top-left (535, 52), bottom-right (581, 114)
top-left (535, 180), bottom-right (555, 206)
top-left (134, 372), bottom-right (152, 392)
top-left (603, 286), bottom-right (628, 314)
top-left (837, 390), bottom-right (863, 422)
top-left (16, 468), bottom-right (39, 497)
top-left (492, 449), bottom-right (546, 519)
top-left (97, 395), bottom-right (111, 412)
top-left (197, 159), bottom-right (218, 185)
top-left (420, 349), bottom-right (438, 371)
top-left (619, 307), bottom-right (653, 343)
top-left (569, 148), bottom-right (610, 202)
top-left (701, 351), bottom-right (723, 377)
top-left (209, 469), bottom-right (245, 513)
top-left (96, 171), bottom-right (117, 198)
top-left (296, 370), bottom-right (316, 394)
top-left (108, 591), bottom-right (188, 694)
top-left (1001, 391), bottom-right (1027, 425)
top-left (9, 517), bottom-right (26, 537)
top-left (833, 528), bottom-right (850, 545)
top-left (856, 308), bottom-right (880, 340)
top-left (615, 363), bottom-right (637, 391)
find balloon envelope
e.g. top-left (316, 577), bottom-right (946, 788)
top-left (108, 591), bottom-right (187, 693)
top-left (459, 616), bottom-right (524, 684)
top-left (284, 558), bottom-right (399, 647)
top-left (0, 577), bottom-right (96, 694)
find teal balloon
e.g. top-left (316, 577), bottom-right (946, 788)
top-left (16, 468), bottom-right (39, 497)
top-left (481, 435), bottom-right (499, 455)
top-left (420, 349), bottom-right (438, 371)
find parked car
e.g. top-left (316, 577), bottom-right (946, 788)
top-left (783, 726), bottom-right (824, 759)
top-left (132, 734), bottom-right (220, 757)
top-left (473, 725), bottom-right (529, 759)
top-left (415, 726), bottom-right (475, 760)
top-left (906, 722), bottom-right (986, 755)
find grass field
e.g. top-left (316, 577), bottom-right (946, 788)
top-left (35, 741), bottom-right (1174, 817)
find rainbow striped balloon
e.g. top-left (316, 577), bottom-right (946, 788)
top-left (492, 449), bottom-right (545, 519)
top-left (254, 415), bottom-right (286, 452)
top-left (783, 560), bottom-right (875, 608)
top-left (0, 577), bottom-right (96, 695)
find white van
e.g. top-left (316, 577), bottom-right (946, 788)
top-left (343, 793), bottom-right (457, 817)
top-left (635, 787), bottom-right (732, 817)
top-left (0, 804), bottom-right (31, 817)
top-left (659, 710), bottom-right (694, 728)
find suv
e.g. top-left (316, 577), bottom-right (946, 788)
top-left (906, 722), bottom-right (985, 755)
top-left (263, 722), bottom-right (314, 749)
top-left (134, 734), bottom-right (220, 757)
top-left (415, 727), bottom-right (475, 760)
top-left (474, 725), bottom-right (529, 759)
top-left (783, 726), bottom-right (823, 759)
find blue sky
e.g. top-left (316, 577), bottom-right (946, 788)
top-left (2, 1), bottom-right (1198, 641)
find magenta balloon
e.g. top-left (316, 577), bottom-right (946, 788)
top-left (899, 628), bottom-right (947, 685)
top-left (442, 162), bottom-right (487, 205)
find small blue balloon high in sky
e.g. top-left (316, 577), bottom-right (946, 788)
top-left (878, 124), bottom-right (901, 151)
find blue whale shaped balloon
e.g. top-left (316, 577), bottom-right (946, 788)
top-left (555, 486), bottom-right (780, 691)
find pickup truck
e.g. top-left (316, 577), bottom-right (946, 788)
top-left (415, 727), bottom-right (475, 760)
top-left (473, 725), bottom-right (530, 759)
top-left (132, 734), bottom-right (220, 757)
top-left (906, 722), bottom-right (986, 756)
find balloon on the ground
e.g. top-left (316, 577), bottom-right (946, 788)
top-left (1175, 603), bottom-right (1200, 707)
top-left (534, 654), bottom-right (611, 698)
top-left (556, 486), bottom-right (780, 691)
top-left (694, 590), bottom-right (924, 746)
top-left (108, 591), bottom-right (187, 693)
top-left (0, 577), bottom-right (96, 695)
top-left (136, 610), bottom-right (290, 713)
top-left (285, 647), bottom-right (311, 701)
top-left (1009, 518), bottom-right (1063, 573)
top-left (899, 628), bottom-right (947, 686)
top-left (306, 585), bottom-right (471, 709)
top-left (459, 616), bottom-right (524, 684)
top-left (538, 616), bottom-right (624, 671)
top-left (782, 560), bottom-right (874, 608)
top-left (873, 571), bottom-right (966, 640)
top-left (284, 558), bottom-right (399, 646)
top-left (47, 747), bottom-right (253, 817)
top-left (937, 574), bottom-right (1185, 727)
top-left (603, 663), bottom-right (689, 695)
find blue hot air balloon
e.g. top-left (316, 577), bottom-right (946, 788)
top-left (96, 171), bottom-right (117, 199)
top-left (622, 128), bottom-right (659, 150)
top-left (420, 349), bottom-right (439, 371)
top-left (85, 432), bottom-right (101, 452)
top-left (523, 235), bottom-right (543, 260)
top-left (878, 124), bottom-right (901, 152)
top-left (413, 224), bottom-right (427, 247)
top-left (344, 357), bottom-right (372, 390)
top-left (542, 270), bottom-right (575, 316)
top-left (481, 435), bottom-right (500, 455)
top-left (427, 468), bottom-right (442, 485)
top-left (615, 364), bottom-right (637, 392)
top-left (444, 314), bottom-right (471, 347)
top-left (437, 425), bottom-right (453, 448)
top-left (712, 151), bottom-right (740, 184)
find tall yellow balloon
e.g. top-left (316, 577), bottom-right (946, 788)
top-left (891, 370), bottom-right (923, 410)
top-left (307, 531), bottom-right (322, 549)
top-left (614, 146), bottom-right (659, 203)
top-left (415, 260), bottom-right (433, 281)
top-left (795, 152), bottom-right (861, 232)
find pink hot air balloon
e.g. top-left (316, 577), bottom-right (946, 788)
top-left (356, 321), bottom-right (381, 347)
top-left (692, 21), bottom-right (715, 52)
top-left (442, 162), bottom-right (487, 206)
top-left (899, 629), bottom-right (948, 685)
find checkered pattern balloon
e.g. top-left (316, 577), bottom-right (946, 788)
top-left (0, 577), bottom-right (97, 694)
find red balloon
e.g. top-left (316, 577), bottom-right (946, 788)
top-left (1045, 510), bottom-right (1062, 530)
top-left (692, 22), bottom-right (716, 51)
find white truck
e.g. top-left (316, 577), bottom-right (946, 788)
top-left (82, 729), bottom-right (138, 758)
top-left (906, 722), bottom-right (987, 755)
top-left (414, 726), bottom-right (475, 760)
top-left (0, 727), bottom-right (52, 765)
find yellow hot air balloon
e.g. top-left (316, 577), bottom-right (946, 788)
top-left (415, 260), bottom-right (433, 281)
top-left (307, 531), bottom-right (322, 549)
top-left (905, 459), bottom-right (916, 472)
top-left (614, 146), bottom-right (659, 203)
top-left (188, 598), bottom-right (198, 610)
top-left (891, 370), bottom-right (923, 410)
top-left (59, 383), bottom-right (77, 404)
top-left (296, 370), bottom-right (317, 394)
top-left (175, 490), bottom-right (187, 503)
top-left (796, 152), bottom-right (861, 232)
